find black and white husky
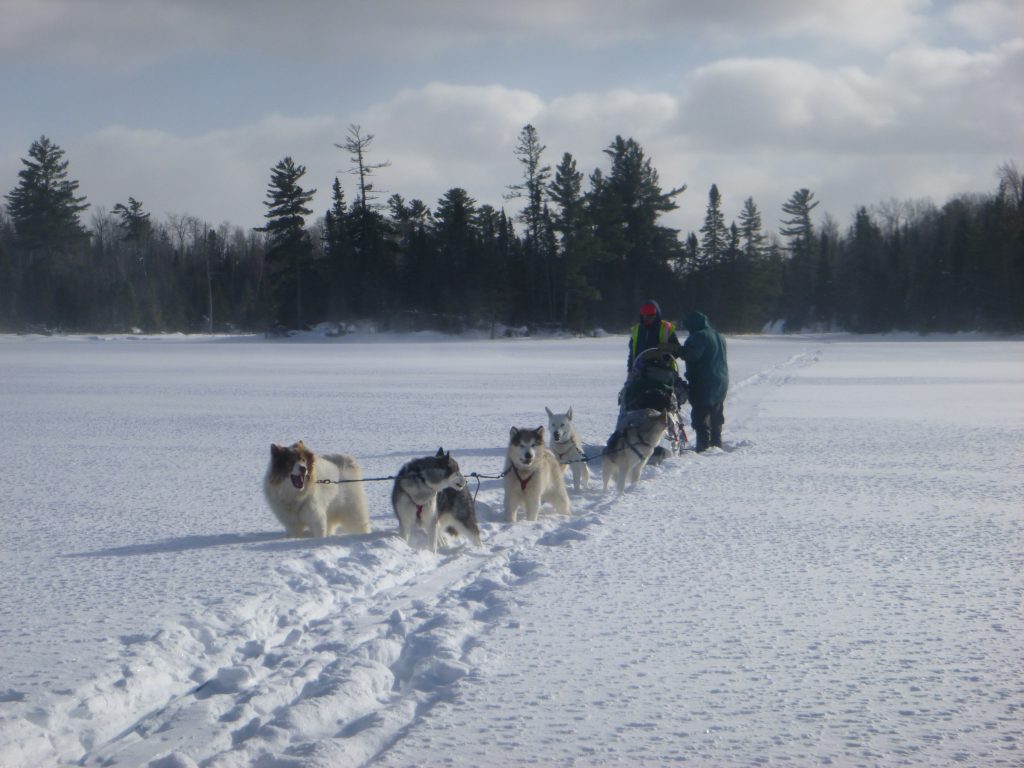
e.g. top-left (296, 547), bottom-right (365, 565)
top-left (546, 406), bottom-right (590, 492)
top-left (503, 427), bottom-right (572, 523)
top-left (602, 409), bottom-right (669, 493)
top-left (392, 448), bottom-right (477, 552)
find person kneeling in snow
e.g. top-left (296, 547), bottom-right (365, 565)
top-left (660, 310), bottom-right (729, 453)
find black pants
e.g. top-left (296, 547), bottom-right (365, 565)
top-left (691, 401), bottom-right (724, 452)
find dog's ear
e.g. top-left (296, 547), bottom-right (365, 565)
top-left (435, 446), bottom-right (445, 457)
top-left (536, 426), bottom-right (545, 440)
top-left (545, 406), bottom-right (553, 418)
top-left (567, 406), bottom-right (573, 420)
top-left (510, 426), bottom-right (519, 440)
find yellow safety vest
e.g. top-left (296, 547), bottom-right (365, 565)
top-left (630, 320), bottom-right (678, 371)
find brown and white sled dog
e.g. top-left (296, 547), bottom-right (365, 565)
top-left (503, 426), bottom-right (572, 523)
top-left (392, 448), bottom-right (473, 552)
top-left (602, 409), bottom-right (670, 493)
top-left (264, 441), bottom-right (370, 537)
top-left (546, 406), bottom-right (590, 492)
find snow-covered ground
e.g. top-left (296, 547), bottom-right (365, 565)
top-left (0, 332), bottom-right (1021, 767)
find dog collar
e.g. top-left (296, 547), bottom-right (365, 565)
top-left (512, 466), bottom-right (533, 491)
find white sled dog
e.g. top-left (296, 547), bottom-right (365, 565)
top-left (392, 448), bottom-right (473, 552)
top-left (503, 426), bottom-right (572, 523)
top-left (602, 409), bottom-right (669, 493)
top-left (546, 406), bottom-right (590, 492)
top-left (264, 441), bottom-right (370, 537)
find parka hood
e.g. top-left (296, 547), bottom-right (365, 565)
top-left (684, 311), bottom-right (708, 332)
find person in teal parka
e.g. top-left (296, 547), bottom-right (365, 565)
top-left (660, 310), bottom-right (729, 452)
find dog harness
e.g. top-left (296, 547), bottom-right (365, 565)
top-left (511, 466), bottom-right (533, 491)
top-left (552, 439), bottom-right (584, 466)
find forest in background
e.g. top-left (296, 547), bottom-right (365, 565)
top-left (1, 126), bottom-right (1021, 336)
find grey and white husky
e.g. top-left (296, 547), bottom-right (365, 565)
top-left (602, 409), bottom-right (669, 493)
top-left (392, 448), bottom-right (475, 552)
top-left (546, 406), bottom-right (590, 492)
top-left (503, 426), bottom-right (572, 523)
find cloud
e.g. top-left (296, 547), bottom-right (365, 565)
top-left (0, 0), bottom-right (941, 69)
top-left (3, 34), bottom-right (1020, 242)
top-left (945, 0), bottom-right (1024, 41)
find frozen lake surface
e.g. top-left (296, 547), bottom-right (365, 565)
top-left (0, 332), bottom-right (1021, 766)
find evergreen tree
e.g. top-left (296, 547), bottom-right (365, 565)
top-left (4, 136), bottom-right (90, 326)
top-left (258, 157), bottom-right (316, 329)
top-left (5, 136), bottom-right (89, 254)
top-left (590, 136), bottom-right (686, 325)
top-left (549, 152), bottom-right (600, 329)
top-left (779, 188), bottom-right (820, 329)
top-left (699, 184), bottom-right (728, 268)
top-left (738, 197), bottom-right (767, 261)
top-left (112, 197), bottom-right (159, 328)
top-left (337, 125), bottom-right (393, 317)
top-left (323, 177), bottom-right (355, 319)
top-left (433, 187), bottom-right (478, 324)
top-left (112, 197), bottom-right (151, 243)
top-left (506, 124), bottom-right (553, 320)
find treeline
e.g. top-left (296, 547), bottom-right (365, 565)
top-left (1, 128), bottom-right (1021, 335)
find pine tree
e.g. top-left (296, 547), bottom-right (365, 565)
top-left (433, 187), bottom-right (478, 323)
top-left (258, 157), bottom-right (316, 330)
top-left (506, 124), bottom-right (553, 320)
top-left (699, 184), bottom-right (728, 268)
top-left (593, 136), bottom-right (686, 324)
top-left (4, 136), bottom-right (91, 327)
top-left (336, 125), bottom-right (393, 317)
top-left (112, 197), bottom-right (158, 328)
top-left (779, 188), bottom-right (820, 329)
top-left (549, 152), bottom-right (600, 329)
top-left (738, 197), bottom-right (767, 261)
top-left (323, 177), bottom-right (355, 319)
top-left (5, 136), bottom-right (89, 255)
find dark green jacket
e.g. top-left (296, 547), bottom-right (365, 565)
top-left (677, 311), bottom-right (729, 406)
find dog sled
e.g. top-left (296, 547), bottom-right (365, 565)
top-left (616, 347), bottom-right (688, 454)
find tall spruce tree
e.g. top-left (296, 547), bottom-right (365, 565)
top-left (337, 125), bottom-right (393, 316)
top-left (592, 136), bottom-right (686, 324)
top-left (699, 184), bottom-right (728, 268)
top-left (259, 157), bottom-right (316, 330)
top-left (738, 197), bottom-right (767, 260)
top-left (5, 136), bottom-right (90, 326)
top-left (433, 187), bottom-right (478, 323)
top-left (506, 124), bottom-right (553, 320)
top-left (779, 188), bottom-right (820, 329)
top-left (323, 177), bottom-right (355, 319)
top-left (5, 136), bottom-right (89, 255)
top-left (549, 152), bottom-right (600, 329)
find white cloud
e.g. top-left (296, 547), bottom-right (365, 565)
top-left (0, 0), bottom-right (939, 68)
top-left (946, 0), bottom-right (1024, 42)
top-left (4, 31), bottom-right (1020, 243)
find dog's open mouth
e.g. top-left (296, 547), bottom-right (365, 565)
top-left (290, 469), bottom-right (307, 489)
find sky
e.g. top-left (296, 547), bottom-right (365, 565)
top-left (1, 0), bottom-right (1022, 238)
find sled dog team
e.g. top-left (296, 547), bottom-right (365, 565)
top-left (264, 405), bottom-right (670, 552)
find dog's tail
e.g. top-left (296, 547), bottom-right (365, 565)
top-left (603, 430), bottom-right (621, 454)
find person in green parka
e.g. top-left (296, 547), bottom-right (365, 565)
top-left (660, 310), bottom-right (729, 452)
